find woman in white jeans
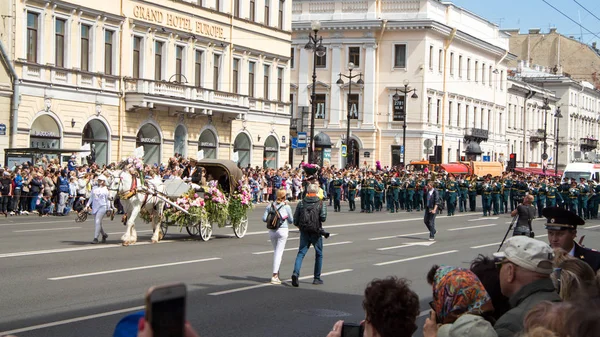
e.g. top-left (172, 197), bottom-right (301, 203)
top-left (86, 175), bottom-right (110, 244)
top-left (263, 189), bottom-right (293, 284)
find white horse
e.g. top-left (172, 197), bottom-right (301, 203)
top-left (107, 170), bottom-right (166, 245)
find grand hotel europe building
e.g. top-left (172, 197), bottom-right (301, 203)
top-left (0, 0), bottom-right (292, 168)
top-left (290, 0), bottom-right (514, 168)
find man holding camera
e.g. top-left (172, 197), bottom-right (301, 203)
top-left (510, 195), bottom-right (536, 237)
top-left (292, 183), bottom-right (328, 287)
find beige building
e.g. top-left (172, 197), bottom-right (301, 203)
top-left (291, 0), bottom-right (514, 168)
top-left (0, 0), bottom-right (292, 168)
top-left (505, 28), bottom-right (600, 90)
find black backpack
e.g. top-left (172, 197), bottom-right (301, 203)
top-left (297, 200), bottom-right (322, 234)
top-left (265, 203), bottom-right (284, 230)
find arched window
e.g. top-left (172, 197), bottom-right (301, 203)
top-left (30, 115), bottom-right (61, 150)
top-left (198, 129), bottom-right (217, 159)
top-left (233, 133), bottom-right (251, 167)
top-left (82, 119), bottom-right (109, 166)
top-left (174, 125), bottom-right (187, 157)
top-left (136, 124), bottom-right (161, 165)
top-left (263, 135), bottom-right (278, 169)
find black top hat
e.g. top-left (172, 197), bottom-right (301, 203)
top-left (542, 207), bottom-right (585, 231)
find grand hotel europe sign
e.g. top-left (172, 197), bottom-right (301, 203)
top-left (133, 5), bottom-right (225, 40)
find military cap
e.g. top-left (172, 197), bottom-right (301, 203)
top-left (542, 207), bottom-right (585, 231)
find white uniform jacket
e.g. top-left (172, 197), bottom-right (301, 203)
top-left (86, 185), bottom-right (109, 215)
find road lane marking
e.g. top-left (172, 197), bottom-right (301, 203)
top-left (470, 234), bottom-right (548, 249)
top-left (0, 305), bottom-right (145, 336)
top-left (468, 217), bottom-right (499, 221)
top-left (106, 229), bottom-right (152, 235)
top-left (13, 226), bottom-right (82, 233)
top-left (49, 257), bottom-right (221, 280)
top-left (252, 241), bottom-right (352, 255)
top-left (208, 269), bottom-right (353, 296)
top-left (0, 220), bottom-right (78, 227)
top-left (374, 250), bottom-right (459, 266)
top-left (447, 224), bottom-right (497, 231)
top-left (0, 240), bottom-right (176, 259)
top-left (377, 242), bottom-right (435, 251)
top-left (369, 232), bottom-right (431, 241)
top-left (419, 310), bottom-right (431, 318)
top-left (266, 233), bottom-right (338, 242)
top-left (326, 213), bottom-right (478, 230)
top-left (584, 224), bottom-right (600, 229)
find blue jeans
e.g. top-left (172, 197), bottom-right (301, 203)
top-left (293, 231), bottom-right (323, 280)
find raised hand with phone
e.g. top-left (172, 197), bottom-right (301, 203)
top-left (141, 283), bottom-right (201, 337)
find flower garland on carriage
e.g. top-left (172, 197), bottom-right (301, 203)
top-left (162, 190), bottom-right (209, 230)
top-left (228, 179), bottom-right (254, 227)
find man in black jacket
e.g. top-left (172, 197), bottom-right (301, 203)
top-left (424, 181), bottom-right (439, 241)
top-left (543, 207), bottom-right (600, 272)
top-left (291, 183), bottom-right (328, 287)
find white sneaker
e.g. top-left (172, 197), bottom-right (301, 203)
top-left (270, 276), bottom-right (282, 285)
top-left (9, 211), bottom-right (15, 216)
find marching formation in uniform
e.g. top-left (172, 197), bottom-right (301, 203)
top-left (324, 170), bottom-right (600, 220)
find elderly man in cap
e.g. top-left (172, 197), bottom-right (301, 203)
top-left (543, 207), bottom-right (600, 272)
top-left (493, 236), bottom-right (560, 337)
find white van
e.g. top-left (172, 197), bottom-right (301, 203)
top-left (562, 163), bottom-right (600, 182)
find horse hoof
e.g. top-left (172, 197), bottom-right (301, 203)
top-left (122, 242), bottom-right (129, 246)
top-left (151, 240), bottom-right (158, 244)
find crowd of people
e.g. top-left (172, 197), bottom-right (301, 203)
top-left (3, 155), bottom-right (600, 337)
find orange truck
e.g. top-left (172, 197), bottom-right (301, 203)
top-left (440, 161), bottom-right (504, 177)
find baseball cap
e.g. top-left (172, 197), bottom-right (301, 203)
top-left (493, 236), bottom-right (554, 275)
top-left (437, 314), bottom-right (496, 337)
top-left (98, 175), bottom-right (108, 183)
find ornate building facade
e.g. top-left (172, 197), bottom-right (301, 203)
top-left (0, 0), bottom-right (292, 167)
top-left (290, 0), bottom-right (514, 168)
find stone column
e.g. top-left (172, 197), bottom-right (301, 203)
top-left (329, 44), bottom-right (342, 126)
top-left (363, 44), bottom-right (377, 125)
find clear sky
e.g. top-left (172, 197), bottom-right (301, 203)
top-left (450, 0), bottom-right (600, 45)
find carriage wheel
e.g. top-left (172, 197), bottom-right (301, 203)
top-left (160, 222), bottom-right (169, 239)
top-left (199, 221), bottom-right (212, 241)
top-left (186, 223), bottom-right (200, 236)
top-left (233, 216), bottom-right (248, 238)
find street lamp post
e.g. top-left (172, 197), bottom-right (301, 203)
top-left (541, 97), bottom-right (551, 174)
top-left (336, 62), bottom-right (364, 168)
top-left (304, 21), bottom-right (327, 164)
top-left (393, 79), bottom-right (418, 167)
top-left (554, 107), bottom-right (563, 177)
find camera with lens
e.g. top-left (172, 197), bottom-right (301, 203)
top-left (319, 229), bottom-right (330, 239)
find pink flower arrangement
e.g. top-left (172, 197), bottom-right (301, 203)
top-left (206, 181), bottom-right (228, 205)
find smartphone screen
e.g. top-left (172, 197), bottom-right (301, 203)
top-left (146, 284), bottom-right (186, 337)
top-left (341, 323), bottom-right (363, 337)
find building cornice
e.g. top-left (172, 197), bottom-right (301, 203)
top-left (293, 19), bottom-right (510, 58)
top-left (27, 0), bottom-right (125, 23)
top-left (232, 45), bottom-right (290, 62)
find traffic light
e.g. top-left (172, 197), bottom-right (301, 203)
top-left (508, 153), bottom-right (517, 171)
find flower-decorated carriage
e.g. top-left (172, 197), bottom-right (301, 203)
top-left (160, 159), bottom-right (253, 241)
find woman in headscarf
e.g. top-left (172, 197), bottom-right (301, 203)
top-left (423, 265), bottom-right (497, 337)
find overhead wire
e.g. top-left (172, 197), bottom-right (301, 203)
top-left (572, 0), bottom-right (600, 24)
top-left (541, 0), bottom-right (600, 41)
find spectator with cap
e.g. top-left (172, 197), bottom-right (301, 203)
top-left (423, 265), bottom-right (497, 337)
top-left (493, 236), bottom-right (560, 337)
top-left (543, 207), bottom-right (600, 272)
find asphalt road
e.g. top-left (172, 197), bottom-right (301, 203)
top-left (1, 200), bottom-right (599, 337)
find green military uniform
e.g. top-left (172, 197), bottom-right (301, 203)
top-left (416, 179), bottom-right (426, 211)
top-left (436, 179), bottom-right (446, 215)
top-left (578, 180), bottom-right (589, 219)
top-left (559, 181), bottom-right (570, 209)
top-left (359, 177), bottom-right (367, 213)
top-left (530, 185), bottom-right (539, 216)
top-left (348, 178), bottom-right (357, 211)
top-left (568, 184), bottom-right (579, 213)
top-left (592, 183), bottom-right (600, 219)
top-left (481, 182), bottom-right (492, 216)
top-left (446, 180), bottom-right (458, 216)
top-left (374, 178), bottom-right (384, 212)
top-left (491, 180), bottom-right (501, 215)
top-left (546, 184), bottom-right (561, 208)
top-left (468, 179), bottom-right (478, 212)
top-left (537, 183), bottom-right (547, 217)
top-left (365, 176), bottom-right (376, 213)
top-left (459, 177), bottom-right (469, 212)
top-left (406, 179), bottom-right (416, 212)
top-left (502, 178), bottom-right (512, 213)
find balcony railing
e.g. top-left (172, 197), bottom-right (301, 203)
top-left (124, 78), bottom-right (249, 108)
top-left (17, 61), bottom-right (120, 92)
top-left (580, 137), bottom-right (598, 150)
top-left (464, 128), bottom-right (489, 142)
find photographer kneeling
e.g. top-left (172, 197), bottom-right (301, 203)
top-left (510, 195), bottom-right (535, 237)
